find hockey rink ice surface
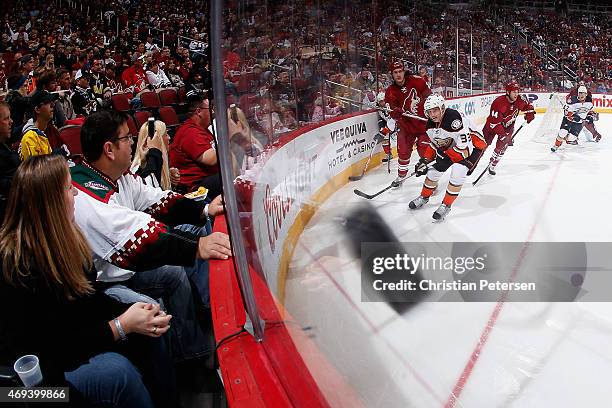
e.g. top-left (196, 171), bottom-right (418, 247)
top-left (284, 114), bottom-right (612, 408)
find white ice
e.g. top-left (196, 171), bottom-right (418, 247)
top-left (284, 114), bottom-right (612, 408)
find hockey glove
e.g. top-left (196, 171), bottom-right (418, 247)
top-left (414, 158), bottom-right (430, 177)
top-left (373, 132), bottom-right (385, 144)
top-left (524, 111), bottom-right (535, 124)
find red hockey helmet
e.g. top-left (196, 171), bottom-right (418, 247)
top-left (389, 60), bottom-right (404, 72)
top-left (505, 81), bottom-right (520, 93)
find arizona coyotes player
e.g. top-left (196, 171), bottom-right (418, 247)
top-left (551, 85), bottom-right (595, 152)
top-left (482, 81), bottom-right (534, 175)
top-left (408, 94), bottom-right (487, 221)
top-left (384, 61), bottom-right (432, 187)
top-left (567, 81), bottom-right (601, 142)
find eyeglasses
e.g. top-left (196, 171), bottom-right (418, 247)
top-left (112, 134), bottom-right (135, 143)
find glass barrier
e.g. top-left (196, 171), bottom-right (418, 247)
top-left (211, 0), bottom-right (607, 405)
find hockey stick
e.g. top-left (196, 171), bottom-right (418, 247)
top-left (377, 107), bottom-right (428, 122)
top-left (472, 123), bottom-right (525, 186)
top-left (354, 166), bottom-right (425, 199)
top-left (348, 142), bottom-right (376, 181)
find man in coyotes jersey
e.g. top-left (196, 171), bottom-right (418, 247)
top-left (551, 86), bottom-right (595, 152)
top-left (384, 61), bottom-right (432, 186)
top-left (408, 94), bottom-right (487, 221)
top-left (482, 81), bottom-right (534, 175)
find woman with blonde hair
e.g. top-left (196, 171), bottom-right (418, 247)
top-left (132, 118), bottom-right (180, 190)
top-left (0, 155), bottom-right (177, 407)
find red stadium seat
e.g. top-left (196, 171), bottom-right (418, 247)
top-left (133, 111), bottom-right (151, 131)
top-left (126, 115), bottom-right (138, 136)
top-left (58, 125), bottom-right (82, 155)
top-left (140, 91), bottom-right (161, 109)
top-left (111, 93), bottom-right (131, 112)
top-left (159, 106), bottom-right (180, 128)
top-left (177, 86), bottom-right (187, 103)
top-left (158, 88), bottom-right (178, 106)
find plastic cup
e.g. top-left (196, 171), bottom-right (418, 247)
top-left (13, 355), bottom-right (43, 387)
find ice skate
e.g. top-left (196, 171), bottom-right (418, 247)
top-left (550, 145), bottom-right (559, 152)
top-left (391, 174), bottom-right (407, 188)
top-left (408, 196), bottom-right (429, 209)
top-left (432, 203), bottom-right (451, 221)
top-left (382, 153), bottom-right (392, 163)
top-left (566, 139), bottom-right (578, 145)
top-left (488, 164), bottom-right (496, 175)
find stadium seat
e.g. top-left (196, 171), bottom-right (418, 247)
top-left (111, 93), bottom-right (131, 112)
top-left (140, 91), bottom-right (161, 110)
top-left (159, 106), bottom-right (180, 136)
top-left (126, 115), bottom-right (138, 136)
top-left (177, 86), bottom-right (187, 103)
top-left (58, 125), bottom-right (82, 155)
top-left (134, 111), bottom-right (152, 130)
top-left (159, 88), bottom-right (178, 106)
top-left (159, 106), bottom-right (180, 127)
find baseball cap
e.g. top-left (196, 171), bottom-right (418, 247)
top-left (30, 90), bottom-right (58, 108)
top-left (20, 54), bottom-right (34, 64)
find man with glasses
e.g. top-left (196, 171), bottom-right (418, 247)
top-left (170, 93), bottom-right (222, 197)
top-left (71, 109), bottom-right (231, 363)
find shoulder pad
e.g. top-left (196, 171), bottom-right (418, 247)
top-left (440, 109), bottom-right (464, 132)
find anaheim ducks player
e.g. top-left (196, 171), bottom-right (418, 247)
top-left (551, 85), bottom-right (595, 151)
top-left (408, 94), bottom-right (487, 221)
top-left (375, 91), bottom-right (396, 163)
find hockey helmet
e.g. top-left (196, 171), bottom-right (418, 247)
top-left (376, 91), bottom-right (386, 103)
top-left (424, 93), bottom-right (445, 117)
top-left (505, 81), bottom-right (520, 93)
top-left (577, 85), bottom-right (588, 94)
top-left (389, 60), bottom-right (404, 72)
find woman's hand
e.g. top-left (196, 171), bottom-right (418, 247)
top-left (117, 302), bottom-right (172, 338)
top-left (170, 167), bottom-right (180, 186)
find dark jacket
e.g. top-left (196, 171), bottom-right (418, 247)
top-left (0, 142), bottom-right (20, 224)
top-left (0, 264), bottom-right (129, 384)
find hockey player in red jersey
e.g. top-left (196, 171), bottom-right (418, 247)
top-left (482, 81), bottom-right (535, 175)
top-left (384, 61), bottom-right (432, 187)
top-left (408, 94), bottom-right (487, 221)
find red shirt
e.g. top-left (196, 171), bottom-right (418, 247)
top-left (121, 65), bottom-right (148, 93)
top-left (385, 74), bottom-right (431, 134)
top-left (169, 118), bottom-right (218, 192)
top-left (484, 94), bottom-right (533, 137)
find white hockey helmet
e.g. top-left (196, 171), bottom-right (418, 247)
top-left (424, 93), bottom-right (445, 117)
top-left (376, 91), bottom-right (386, 103)
top-left (577, 85), bottom-right (588, 94)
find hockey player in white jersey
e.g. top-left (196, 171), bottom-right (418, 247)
top-left (551, 86), bottom-right (596, 152)
top-left (408, 94), bottom-right (486, 221)
top-left (375, 92), bottom-right (396, 164)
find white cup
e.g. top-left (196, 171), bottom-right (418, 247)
top-left (13, 355), bottom-right (43, 387)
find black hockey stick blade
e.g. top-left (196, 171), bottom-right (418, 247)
top-left (472, 164), bottom-right (489, 186)
top-left (353, 184), bottom-right (393, 199)
top-left (348, 175), bottom-right (364, 181)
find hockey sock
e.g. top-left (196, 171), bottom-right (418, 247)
top-left (554, 138), bottom-right (563, 148)
top-left (382, 141), bottom-right (391, 155)
top-left (442, 182), bottom-right (462, 206)
top-left (398, 158), bottom-right (410, 178)
top-left (421, 178), bottom-right (437, 198)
